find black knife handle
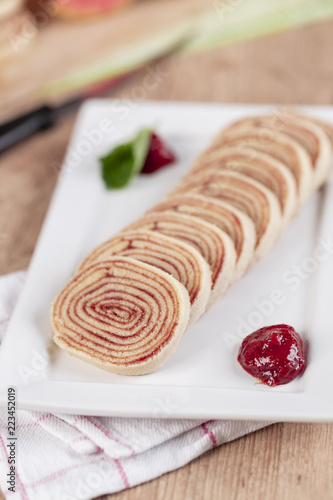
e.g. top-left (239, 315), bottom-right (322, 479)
top-left (0, 105), bottom-right (56, 154)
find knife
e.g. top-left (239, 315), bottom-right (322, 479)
top-left (0, 72), bottom-right (136, 154)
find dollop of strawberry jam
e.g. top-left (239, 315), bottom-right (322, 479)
top-left (141, 133), bottom-right (175, 174)
top-left (237, 324), bottom-right (306, 387)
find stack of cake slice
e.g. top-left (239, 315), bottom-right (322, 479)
top-left (52, 111), bottom-right (333, 376)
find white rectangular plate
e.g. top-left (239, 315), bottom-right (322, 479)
top-left (1, 100), bottom-right (333, 421)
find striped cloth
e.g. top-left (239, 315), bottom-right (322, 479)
top-left (0, 272), bottom-right (270, 500)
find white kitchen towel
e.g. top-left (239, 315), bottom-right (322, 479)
top-left (0, 272), bottom-right (271, 500)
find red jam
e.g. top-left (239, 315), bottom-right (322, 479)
top-left (141, 133), bottom-right (175, 174)
top-left (237, 324), bottom-right (306, 387)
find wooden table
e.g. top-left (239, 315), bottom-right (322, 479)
top-left (1, 17), bottom-right (333, 500)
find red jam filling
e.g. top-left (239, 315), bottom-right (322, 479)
top-left (237, 324), bottom-right (306, 387)
top-left (141, 133), bottom-right (175, 174)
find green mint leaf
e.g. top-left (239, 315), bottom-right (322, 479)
top-left (100, 128), bottom-right (152, 189)
top-left (100, 144), bottom-right (133, 189)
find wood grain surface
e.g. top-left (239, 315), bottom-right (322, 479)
top-left (1, 14), bottom-right (333, 500)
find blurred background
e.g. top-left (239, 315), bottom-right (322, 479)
top-left (1, 0), bottom-right (333, 118)
top-left (1, 0), bottom-right (333, 274)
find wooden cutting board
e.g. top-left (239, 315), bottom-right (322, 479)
top-left (0, 0), bottom-right (208, 120)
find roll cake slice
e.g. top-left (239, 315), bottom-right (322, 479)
top-left (305, 116), bottom-right (333, 148)
top-left (52, 256), bottom-right (191, 376)
top-left (76, 230), bottom-right (212, 325)
top-left (123, 212), bottom-right (237, 307)
top-left (221, 114), bottom-right (332, 190)
top-left (189, 147), bottom-right (297, 226)
top-left (170, 170), bottom-right (282, 260)
top-left (146, 194), bottom-right (256, 282)
top-left (292, 114), bottom-right (333, 173)
top-left (207, 129), bottom-right (312, 204)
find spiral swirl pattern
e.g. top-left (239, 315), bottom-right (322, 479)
top-left (146, 194), bottom-right (256, 282)
top-left (124, 212), bottom-right (236, 306)
top-left (52, 256), bottom-right (190, 375)
top-left (76, 230), bottom-right (211, 324)
top-left (188, 147), bottom-right (297, 226)
top-left (220, 114), bottom-right (332, 188)
top-left (171, 170), bottom-right (282, 260)
top-left (207, 129), bottom-right (313, 203)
